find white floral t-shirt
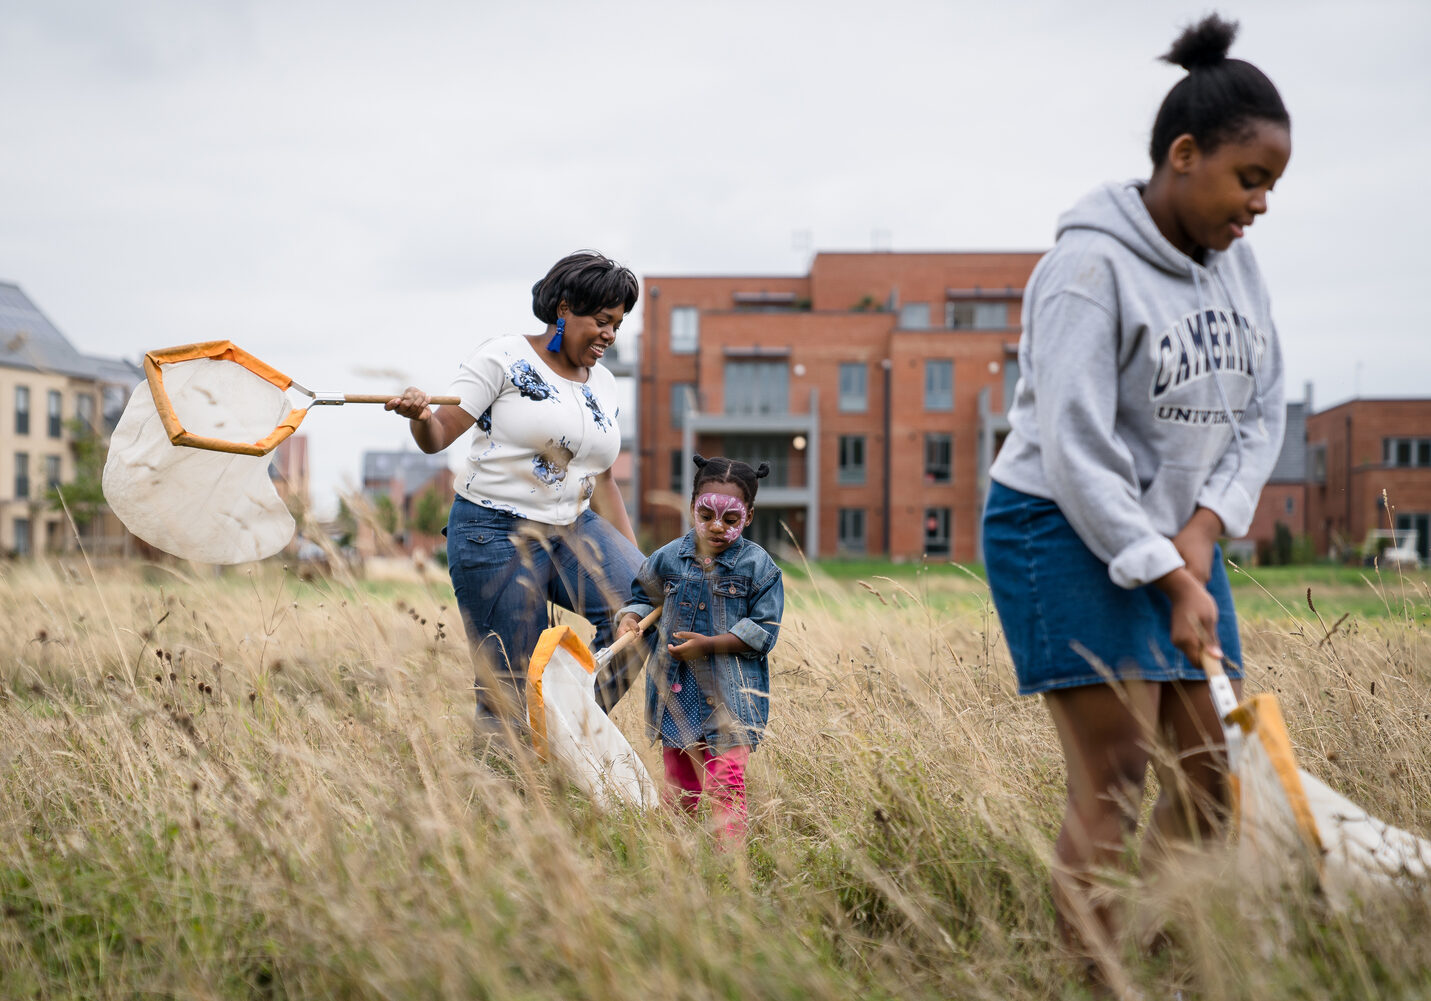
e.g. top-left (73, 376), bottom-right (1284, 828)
top-left (448, 335), bottom-right (622, 525)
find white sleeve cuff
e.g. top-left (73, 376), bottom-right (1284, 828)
top-left (1108, 535), bottom-right (1185, 589)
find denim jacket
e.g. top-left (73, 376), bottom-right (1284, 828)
top-left (618, 531), bottom-right (783, 751)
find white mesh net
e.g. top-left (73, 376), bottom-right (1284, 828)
top-left (102, 358), bottom-right (297, 564)
top-left (529, 628), bottom-right (657, 810)
top-left (1234, 695), bottom-right (1431, 905)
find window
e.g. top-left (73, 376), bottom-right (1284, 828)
top-left (670, 307), bottom-right (699, 354)
top-left (1396, 513), bottom-right (1430, 560)
top-left (946, 300), bottom-right (1009, 329)
top-left (45, 455), bottom-right (61, 490)
top-left (838, 508), bottom-right (867, 554)
top-left (924, 359), bottom-right (953, 411)
top-left (1309, 444), bottom-right (1327, 484)
top-left (724, 361), bottom-right (788, 416)
top-left (838, 435), bottom-right (866, 485)
top-left (76, 393), bottom-right (96, 431)
top-left (15, 386), bottom-right (31, 435)
top-left (670, 450), bottom-right (685, 493)
top-left (898, 302), bottom-right (930, 329)
top-left (1284, 495), bottom-right (1295, 516)
top-left (924, 433), bottom-right (952, 484)
top-left (12, 519), bottom-right (31, 558)
top-left (838, 363), bottom-right (868, 413)
top-left (14, 452), bottom-right (30, 500)
top-left (47, 390), bottom-right (62, 438)
top-left (923, 507), bottom-right (951, 556)
top-left (1384, 437), bottom-right (1431, 468)
top-left (670, 383), bottom-right (695, 427)
top-left (725, 435), bottom-right (787, 486)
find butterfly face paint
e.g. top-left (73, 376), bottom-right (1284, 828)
top-left (693, 491), bottom-right (750, 551)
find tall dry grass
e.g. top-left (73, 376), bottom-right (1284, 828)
top-left (1, 557), bottom-right (1428, 1000)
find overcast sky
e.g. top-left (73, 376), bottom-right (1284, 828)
top-left (3, 0), bottom-right (1427, 518)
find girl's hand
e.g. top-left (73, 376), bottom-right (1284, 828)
top-left (616, 613), bottom-right (642, 639)
top-left (668, 632), bottom-right (712, 661)
top-left (1172, 507), bottom-right (1224, 585)
top-left (1156, 567), bottom-right (1222, 665)
top-left (386, 386), bottom-right (433, 422)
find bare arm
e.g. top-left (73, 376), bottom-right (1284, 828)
top-left (589, 466), bottom-right (638, 549)
top-left (1171, 506), bottom-right (1225, 585)
top-left (385, 387), bottom-right (475, 454)
top-left (668, 631), bottom-right (754, 661)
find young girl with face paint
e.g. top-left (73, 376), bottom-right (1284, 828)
top-left (616, 455), bottom-right (784, 840)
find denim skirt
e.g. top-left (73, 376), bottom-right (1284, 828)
top-left (982, 481), bottom-right (1243, 696)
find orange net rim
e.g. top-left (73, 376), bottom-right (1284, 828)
top-left (144, 340), bottom-right (307, 457)
top-left (1229, 693), bottom-right (1326, 865)
top-left (526, 626), bottom-right (597, 761)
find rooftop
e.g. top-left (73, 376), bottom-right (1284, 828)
top-left (0, 281), bottom-right (142, 384)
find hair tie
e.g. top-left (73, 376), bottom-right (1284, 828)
top-left (755, 462), bottom-right (771, 479)
top-left (692, 454), bottom-right (709, 468)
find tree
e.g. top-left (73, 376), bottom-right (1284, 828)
top-left (412, 487), bottom-right (448, 538)
top-left (373, 493), bottom-right (399, 535)
top-left (48, 419), bottom-right (107, 529)
top-left (333, 498), bottom-right (357, 547)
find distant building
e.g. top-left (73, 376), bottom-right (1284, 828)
top-left (269, 434), bottom-right (311, 520)
top-left (636, 251), bottom-right (1042, 561)
top-left (1304, 398), bottom-right (1431, 562)
top-left (358, 448), bottom-right (454, 556)
top-left (0, 281), bottom-right (142, 557)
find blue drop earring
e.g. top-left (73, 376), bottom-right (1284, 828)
top-left (547, 317), bottom-right (565, 353)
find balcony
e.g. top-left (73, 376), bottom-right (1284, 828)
top-left (675, 389), bottom-right (822, 555)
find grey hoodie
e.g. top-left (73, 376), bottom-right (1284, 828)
top-left (989, 180), bottom-right (1286, 589)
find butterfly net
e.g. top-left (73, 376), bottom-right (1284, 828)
top-left (527, 626), bottom-right (657, 810)
top-left (1230, 692), bottom-right (1431, 905)
top-left (103, 348), bottom-right (302, 565)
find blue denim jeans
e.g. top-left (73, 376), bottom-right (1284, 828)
top-left (446, 498), bottom-right (643, 726)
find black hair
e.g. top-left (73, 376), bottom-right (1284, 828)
top-left (690, 454), bottom-right (769, 507)
top-left (1148, 14), bottom-right (1289, 167)
top-left (531, 251), bottom-right (639, 324)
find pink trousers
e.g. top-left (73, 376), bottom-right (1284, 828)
top-left (661, 745), bottom-right (751, 841)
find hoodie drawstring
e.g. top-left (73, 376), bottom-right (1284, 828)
top-left (1190, 264), bottom-right (1247, 489)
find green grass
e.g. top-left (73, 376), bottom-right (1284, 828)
top-left (781, 557), bottom-right (1431, 623)
top-left (2, 560), bottom-right (1430, 999)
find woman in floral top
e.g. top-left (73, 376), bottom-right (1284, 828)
top-left (387, 251), bottom-right (643, 741)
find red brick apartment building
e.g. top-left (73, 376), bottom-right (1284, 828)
top-left (1302, 399), bottom-right (1431, 562)
top-left (635, 251), bottom-right (1041, 562)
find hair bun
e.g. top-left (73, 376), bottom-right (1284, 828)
top-left (692, 454), bottom-right (709, 469)
top-left (1162, 13), bottom-right (1238, 71)
top-left (754, 462), bottom-right (771, 479)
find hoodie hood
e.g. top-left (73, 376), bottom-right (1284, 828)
top-left (1057, 180), bottom-right (1221, 277)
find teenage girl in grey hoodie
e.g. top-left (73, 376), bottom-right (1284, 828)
top-left (982, 14), bottom-right (1290, 974)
